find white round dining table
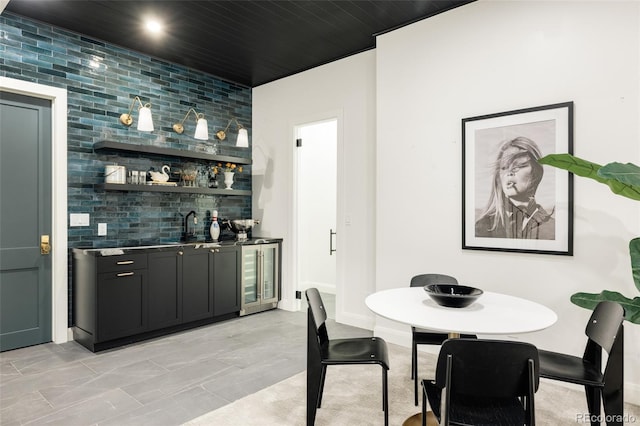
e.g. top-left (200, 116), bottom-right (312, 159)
top-left (365, 287), bottom-right (557, 335)
top-left (366, 287), bottom-right (557, 426)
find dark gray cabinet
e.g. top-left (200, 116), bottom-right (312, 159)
top-left (148, 250), bottom-right (183, 330)
top-left (97, 268), bottom-right (148, 341)
top-left (182, 249), bottom-right (213, 322)
top-left (181, 246), bottom-right (240, 320)
top-left (212, 246), bottom-right (241, 316)
top-left (74, 251), bottom-right (149, 348)
top-left (73, 244), bottom-right (242, 352)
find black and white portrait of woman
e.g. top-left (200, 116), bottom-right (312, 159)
top-left (463, 102), bottom-right (573, 255)
top-left (475, 136), bottom-right (555, 240)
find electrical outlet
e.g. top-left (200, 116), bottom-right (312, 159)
top-left (98, 223), bottom-right (107, 236)
top-left (70, 213), bottom-right (90, 226)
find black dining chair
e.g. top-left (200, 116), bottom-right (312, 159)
top-left (409, 274), bottom-right (477, 405)
top-left (422, 338), bottom-right (539, 426)
top-left (538, 301), bottom-right (625, 426)
top-left (305, 288), bottom-right (390, 426)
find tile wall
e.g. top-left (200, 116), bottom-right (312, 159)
top-left (1, 12), bottom-right (253, 248)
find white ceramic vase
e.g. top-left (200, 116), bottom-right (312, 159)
top-left (223, 171), bottom-right (234, 189)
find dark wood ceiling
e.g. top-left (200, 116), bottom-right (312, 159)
top-left (4, 0), bottom-right (473, 87)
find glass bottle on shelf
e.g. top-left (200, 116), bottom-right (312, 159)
top-left (208, 168), bottom-right (219, 188)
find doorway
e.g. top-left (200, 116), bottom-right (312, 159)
top-left (295, 119), bottom-right (337, 319)
top-left (0, 92), bottom-right (53, 351)
top-left (0, 77), bottom-right (68, 348)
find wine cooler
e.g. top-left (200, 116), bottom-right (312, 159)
top-left (240, 243), bottom-right (280, 315)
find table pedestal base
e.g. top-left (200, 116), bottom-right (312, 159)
top-left (402, 411), bottom-right (438, 426)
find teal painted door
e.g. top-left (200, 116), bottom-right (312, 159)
top-left (0, 92), bottom-right (53, 352)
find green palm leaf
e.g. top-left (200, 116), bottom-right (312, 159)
top-left (539, 154), bottom-right (640, 200)
top-left (539, 154), bottom-right (640, 323)
top-left (571, 291), bottom-right (640, 324)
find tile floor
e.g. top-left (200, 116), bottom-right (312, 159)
top-left (0, 294), bottom-right (351, 426)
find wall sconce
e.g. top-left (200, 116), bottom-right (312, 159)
top-left (216, 118), bottom-right (249, 148)
top-left (119, 96), bottom-right (154, 131)
top-left (172, 108), bottom-right (209, 140)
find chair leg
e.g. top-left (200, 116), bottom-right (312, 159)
top-left (584, 385), bottom-right (601, 426)
top-left (317, 364), bottom-right (327, 408)
top-left (421, 380), bottom-right (427, 426)
top-left (306, 364), bottom-right (322, 426)
top-left (603, 388), bottom-right (624, 426)
top-left (411, 338), bottom-right (416, 379)
top-left (382, 368), bottom-right (389, 426)
top-left (413, 340), bottom-right (419, 406)
top-left (603, 331), bottom-right (624, 426)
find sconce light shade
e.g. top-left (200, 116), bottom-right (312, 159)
top-left (216, 117), bottom-right (249, 148)
top-left (119, 96), bottom-right (154, 132)
top-left (172, 108), bottom-right (209, 140)
top-left (137, 105), bottom-right (154, 132)
top-left (236, 128), bottom-right (249, 148)
top-left (194, 117), bottom-right (209, 140)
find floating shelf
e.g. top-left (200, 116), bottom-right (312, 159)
top-left (98, 183), bottom-right (251, 196)
top-left (94, 140), bottom-right (251, 165)
top-left (94, 141), bottom-right (251, 196)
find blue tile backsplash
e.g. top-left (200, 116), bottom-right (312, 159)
top-left (1, 12), bottom-right (253, 248)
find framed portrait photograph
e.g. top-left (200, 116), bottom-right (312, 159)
top-left (462, 102), bottom-right (573, 255)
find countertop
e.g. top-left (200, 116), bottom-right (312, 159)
top-left (72, 237), bottom-right (282, 256)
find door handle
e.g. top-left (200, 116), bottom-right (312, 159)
top-left (329, 229), bottom-right (336, 255)
top-left (40, 235), bottom-right (51, 255)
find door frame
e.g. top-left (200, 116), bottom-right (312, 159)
top-left (290, 110), bottom-right (344, 320)
top-left (0, 77), bottom-right (69, 344)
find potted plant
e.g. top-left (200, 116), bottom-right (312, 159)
top-left (211, 162), bottom-right (243, 190)
top-left (538, 154), bottom-right (640, 323)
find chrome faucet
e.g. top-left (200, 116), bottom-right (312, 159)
top-left (184, 210), bottom-right (197, 241)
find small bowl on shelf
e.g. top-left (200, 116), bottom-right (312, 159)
top-left (424, 284), bottom-right (483, 308)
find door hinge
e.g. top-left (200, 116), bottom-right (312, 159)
top-left (296, 138), bottom-right (302, 147)
top-left (295, 290), bottom-right (302, 299)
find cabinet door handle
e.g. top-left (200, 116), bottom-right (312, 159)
top-left (116, 272), bottom-right (134, 277)
top-left (116, 260), bottom-right (134, 265)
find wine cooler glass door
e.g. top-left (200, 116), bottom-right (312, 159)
top-left (261, 244), bottom-right (279, 303)
top-left (243, 246), bottom-right (259, 305)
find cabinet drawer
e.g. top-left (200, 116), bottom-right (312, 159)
top-left (98, 253), bottom-right (148, 273)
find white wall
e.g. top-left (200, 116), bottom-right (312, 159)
top-left (376, 0), bottom-right (640, 399)
top-left (252, 51), bottom-right (377, 327)
top-left (253, 0), bottom-right (640, 399)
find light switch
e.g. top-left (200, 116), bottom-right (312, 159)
top-left (98, 223), bottom-right (107, 236)
top-left (70, 213), bottom-right (90, 226)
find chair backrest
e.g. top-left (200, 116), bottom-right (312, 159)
top-left (584, 300), bottom-right (625, 355)
top-left (410, 274), bottom-right (458, 288)
top-left (435, 338), bottom-right (540, 398)
top-left (306, 288), bottom-right (330, 349)
top-left (306, 288), bottom-right (327, 331)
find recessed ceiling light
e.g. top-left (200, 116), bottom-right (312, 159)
top-left (144, 19), bottom-right (163, 34)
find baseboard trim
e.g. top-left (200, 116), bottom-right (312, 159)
top-left (298, 282), bottom-right (335, 295)
top-left (335, 311), bottom-right (373, 331)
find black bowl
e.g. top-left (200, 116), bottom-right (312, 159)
top-left (424, 284), bottom-right (483, 308)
